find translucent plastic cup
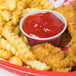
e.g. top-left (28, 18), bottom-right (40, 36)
top-left (20, 10), bottom-right (67, 46)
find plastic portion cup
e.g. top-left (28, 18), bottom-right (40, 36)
top-left (20, 10), bottom-right (67, 46)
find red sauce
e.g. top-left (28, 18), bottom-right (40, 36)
top-left (23, 12), bottom-right (65, 38)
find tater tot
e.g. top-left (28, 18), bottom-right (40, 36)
top-left (21, 8), bottom-right (38, 17)
top-left (17, 1), bottom-right (26, 10)
top-left (2, 26), bottom-right (51, 71)
top-left (0, 38), bottom-right (17, 55)
top-left (6, 0), bottom-right (17, 11)
top-left (13, 9), bottom-right (22, 16)
top-left (13, 26), bottom-right (20, 35)
top-left (39, 0), bottom-right (55, 10)
top-left (11, 8), bottom-right (22, 25)
top-left (9, 56), bottom-right (23, 66)
top-left (20, 36), bottom-right (29, 44)
top-left (0, 22), bottom-right (4, 27)
top-left (5, 21), bottom-right (15, 31)
top-left (2, 10), bottom-right (11, 21)
top-left (0, 15), bottom-right (3, 22)
top-left (0, 3), bottom-right (7, 10)
top-left (19, 32), bottom-right (29, 44)
top-left (0, 49), bottom-right (12, 59)
top-left (12, 13), bottom-right (19, 25)
top-left (27, 60), bottom-right (51, 70)
top-left (29, 0), bottom-right (40, 8)
top-left (0, 15), bottom-right (4, 33)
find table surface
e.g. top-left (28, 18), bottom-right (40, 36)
top-left (0, 68), bottom-right (19, 76)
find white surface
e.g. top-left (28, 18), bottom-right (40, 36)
top-left (0, 68), bottom-right (19, 76)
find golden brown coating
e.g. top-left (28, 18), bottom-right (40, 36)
top-left (52, 67), bottom-right (71, 72)
top-left (67, 39), bottom-right (76, 67)
top-left (73, 0), bottom-right (76, 9)
top-left (55, 4), bottom-right (76, 67)
top-left (31, 43), bottom-right (71, 72)
top-left (54, 4), bottom-right (76, 36)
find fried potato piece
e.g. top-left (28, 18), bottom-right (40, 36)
top-left (0, 2), bottom-right (7, 10)
top-left (0, 15), bottom-right (3, 22)
top-left (20, 35), bottom-right (29, 44)
top-left (0, 38), bottom-right (16, 55)
top-left (0, 22), bottom-right (4, 27)
top-left (29, 0), bottom-right (54, 9)
top-left (31, 43), bottom-right (71, 72)
top-left (6, 0), bottom-right (17, 11)
top-left (21, 8), bottom-right (39, 17)
top-left (26, 60), bottom-right (50, 70)
top-left (17, 0), bottom-right (26, 10)
top-left (4, 21), bottom-right (15, 31)
top-left (0, 0), bottom-right (3, 5)
top-left (29, 0), bottom-right (42, 8)
top-left (1, 10), bottom-right (11, 21)
top-left (13, 26), bottom-right (20, 35)
top-left (12, 13), bottom-right (20, 25)
top-left (67, 39), bottom-right (76, 67)
top-left (19, 32), bottom-right (29, 44)
top-left (11, 8), bottom-right (22, 25)
top-left (0, 15), bottom-right (4, 33)
top-left (52, 67), bottom-right (71, 72)
top-left (39, 0), bottom-right (55, 10)
top-left (0, 15), bottom-right (4, 27)
top-left (19, 32), bottom-right (30, 48)
top-left (2, 26), bottom-right (50, 71)
top-left (9, 56), bottom-right (23, 66)
top-left (0, 49), bottom-right (12, 59)
top-left (24, 0), bottom-right (32, 4)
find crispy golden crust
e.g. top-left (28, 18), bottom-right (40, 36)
top-left (0, 49), bottom-right (12, 59)
top-left (54, 5), bottom-right (76, 36)
top-left (73, 0), bottom-right (76, 9)
top-left (9, 56), bottom-right (23, 66)
top-left (31, 43), bottom-right (71, 72)
top-left (0, 37), bottom-right (16, 55)
top-left (54, 4), bottom-right (76, 67)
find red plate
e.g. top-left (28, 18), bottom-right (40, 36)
top-left (0, 59), bottom-right (76, 76)
top-left (0, 0), bottom-right (74, 76)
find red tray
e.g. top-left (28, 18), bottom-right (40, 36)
top-left (0, 60), bottom-right (76, 76)
top-left (0, 0), bottom-right (75, 76)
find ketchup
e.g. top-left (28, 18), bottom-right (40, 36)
top-left (23, 12), bottom-right (65, 38)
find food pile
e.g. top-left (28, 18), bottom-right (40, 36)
top-left (0, 0), bottom-right (76, 72)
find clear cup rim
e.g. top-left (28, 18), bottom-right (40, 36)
top-left (20, 10), bottom-right (67, 40)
